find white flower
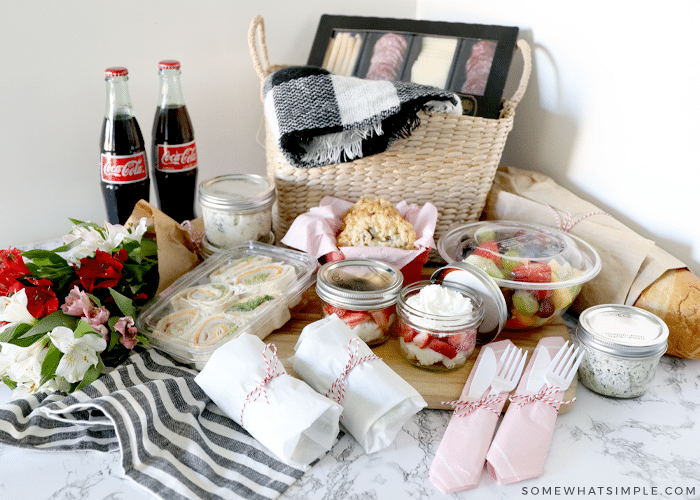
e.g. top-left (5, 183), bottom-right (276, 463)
top-left (48, 326), bottom-right (107, 383)
top-left (62, 224), bottom-right (110, 264)
top-left (62, 218), bottom-right (148, 265)
top-left (105, 217), bottom-right (147, 248)
top-left (0, 340), bottom-right (47, 392)
top-left (0, 289), bottom-right (37, 326)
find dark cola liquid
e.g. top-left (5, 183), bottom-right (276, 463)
top-left (100, 115), bottom-right (150, 225)
top-left (151, 105), bottom-right (198, 223)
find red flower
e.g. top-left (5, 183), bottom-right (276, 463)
top-left (0, 248), bottom-right (30, 297)
top-left (75, 249), bottom-right (125, 293)
top-left (24, 278), bottom-right (59, 318)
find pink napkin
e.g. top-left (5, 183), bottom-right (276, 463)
top-left (429, 340), bottom-right (515, 494)
top-left (485, 336), bottom-right (571, 484)
top-left (279, 195), bottom-right (437, 271)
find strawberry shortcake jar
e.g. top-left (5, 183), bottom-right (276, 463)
top-left (397, 280), bottom-right (485, 371)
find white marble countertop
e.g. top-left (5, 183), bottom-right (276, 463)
top-left (1, 352), bottom-right (698, 500)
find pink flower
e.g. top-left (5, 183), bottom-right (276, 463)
top-left (61, 286), bottom-right (93, 317)
top-left (115, 316), bottom-right (138, 350)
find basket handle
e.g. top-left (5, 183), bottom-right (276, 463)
top-left (249, 16), bottom-right (532, 115)
top-left (500, 39), bottom-right (532, 118)
top-left (248, 15), bottom-right (272, 81)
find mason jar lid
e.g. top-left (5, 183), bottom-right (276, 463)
top-left (316, 259), bottom-right (403, 310)
top-left (431, 263), bottom-right (508, 336)
top-left (577, 305), bottom-right (669, 358)
top-left (198, 174), bottom-right (275, 212)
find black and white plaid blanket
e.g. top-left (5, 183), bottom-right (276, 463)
top-left (263, 66), bottom-right (461, 168)
top-left (0, 348), bottom-right (307, 500)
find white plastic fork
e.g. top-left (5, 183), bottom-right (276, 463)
top-left (544, 341), bottom-right (585, 390)
top-left (489, 344), bottom-right (527, 395)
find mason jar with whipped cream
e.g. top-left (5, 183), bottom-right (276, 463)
top-left (316, 259), bottom-right (403, 347)
top-left (397, 280), bottom-right (484, 371)
top-left (573, 305), bottom-right (669, 398)
top-left (198, 174), bottom-right (275, 249)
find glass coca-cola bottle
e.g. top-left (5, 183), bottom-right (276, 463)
top-left (151, 60), bottom-right (198, 223)
top-left (100, 67), bottom-right (150, 225)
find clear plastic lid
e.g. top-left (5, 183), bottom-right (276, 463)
top-left (316, 259), bottom-right (403, 310)
top-left (577, 305), bottom-right (669, 358)
top-left (198, 174), bottom-right (275, 212)
top-left (437, 221), bottom-right (602, 290)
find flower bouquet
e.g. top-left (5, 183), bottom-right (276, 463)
top-left (0, 218), bottom-right (158, 398)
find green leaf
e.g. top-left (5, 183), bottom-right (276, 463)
top-left (21, 249), bottom-right (68, 266)
top-left (0, 322), bottom-right (33, 343)
top-left (73, 319), bottom-right (98, 338)
top-left (69, 219), bottom-right (103, 233)
top-left (10, 333), bottom-right (46, 348)
top-left (86, 292), bottom-right (102, 307)
top-left (40, 344), bottom-right (63, 386)
top-left (73, 358), bottom-right (105, 392)
top-left (20, 310), bottom-right (78, 338)
top-left (109, 288), bottom-right (136, 317)
top-left (1, 376), bottom-right (17, 390)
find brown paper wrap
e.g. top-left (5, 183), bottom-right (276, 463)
top-left (125, 200), bottom-right (204, 294)
top-left (483, 167), bottom-right (698, 359)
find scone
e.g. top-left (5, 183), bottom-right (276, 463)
top-left (336, 197), bottom-right (416, 249)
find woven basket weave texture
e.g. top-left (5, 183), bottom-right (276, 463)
top-left (249, 16), bottom-right (531, 258)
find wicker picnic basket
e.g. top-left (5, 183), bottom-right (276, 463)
top-left (248, 16), bottom-right (531, 259)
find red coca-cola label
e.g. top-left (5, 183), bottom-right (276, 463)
top-left (155, 140), bottom-right (197, 172)
top-left (101, 152), bottom-right (148, 183)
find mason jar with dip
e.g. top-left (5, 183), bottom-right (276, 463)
top-left (573, 304), bottom-right (669, 398)
top-left (198, 174), bottom-right (275, 249)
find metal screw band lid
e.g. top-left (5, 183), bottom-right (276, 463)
top-left (316, 259), bottom-right (403, 310)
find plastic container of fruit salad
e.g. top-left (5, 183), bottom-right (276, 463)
top-left (316, 259), bottom-right (403, 347)
top-left (396, 280), bottom-right (485, 371)
top-left (136, 241), bottom-right (317, 369)
top-left (437, 221), bottom-right (602, 330)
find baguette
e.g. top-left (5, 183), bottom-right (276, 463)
top-left (634, 268), bottom-right (700, 359)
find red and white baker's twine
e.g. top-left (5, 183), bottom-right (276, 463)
top-left (240, 343), bottom-right (287, 425)
top-left (545, 204), bottom-right (610, 233)
top-left (326, 338), bottom-right (381, 406)
top-left (444, 393), bottom-right (504, 417)
top-left (509, 386), bottom-right (576, 411)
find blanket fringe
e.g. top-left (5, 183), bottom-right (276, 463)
top-left (301, 122), bottom-right (384, 165)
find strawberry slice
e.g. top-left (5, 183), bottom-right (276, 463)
top-left (400, 322), bottom-right (418, 342)
top-left (446, 330), bottom-right (476, 352)
top-left (511, 262), bottom-right (552, 300)
top-left (322, 304), bottom-right (370, 328)
top-left (369, 306), bottom-right (394, 332)
top-left (472, 241), bottom-right (501, 266)
top-left (511, 261), bottom-right (552, 283)
top-left (412, 331), bottom-right (432, 349)
top-left (427, 338), bottom-right (458, 359)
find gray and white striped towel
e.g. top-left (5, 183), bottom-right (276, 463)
top-left (0, 348), bottom-right (309, 500)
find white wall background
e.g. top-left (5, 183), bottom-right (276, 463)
top-left (417, 0), bottom-right (700, 276)
top-left (2, 1), bottom-right (698, 276)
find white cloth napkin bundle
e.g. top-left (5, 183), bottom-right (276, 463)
top-left (195, 333), bottom-right (343, 468)
top-left (291, 314), bottom-right (427, 453)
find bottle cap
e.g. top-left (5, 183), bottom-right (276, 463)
top-left (158, 60), bottom-right (181, 70)
top-left (105, 67), bottom-right (128, 77)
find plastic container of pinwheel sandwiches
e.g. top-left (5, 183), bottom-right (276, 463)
top-left (136, 241), bottom-right (316, 368)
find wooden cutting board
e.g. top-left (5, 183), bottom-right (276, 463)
top-left (266, 275), bottom-right (578, 414)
